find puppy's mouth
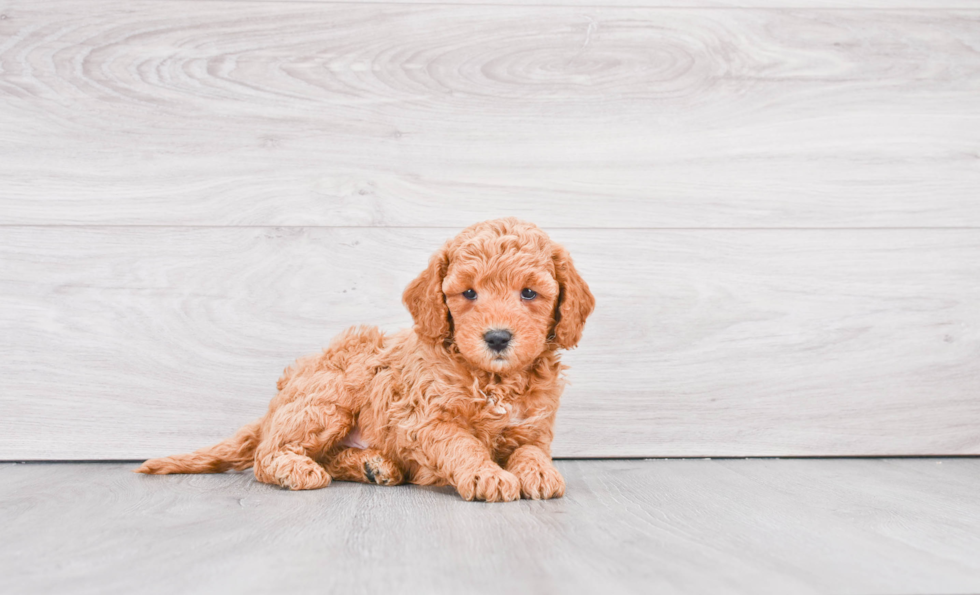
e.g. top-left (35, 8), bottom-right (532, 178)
top-left (489, 354), bottom-right (510, 366)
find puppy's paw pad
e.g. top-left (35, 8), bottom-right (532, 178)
top-left (363, 456), bottom-right (403, 486)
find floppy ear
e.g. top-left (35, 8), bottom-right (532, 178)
top-left (403, 245), bottom-right (452, 345)
top-left (551, 243), bottom-right (595, 350)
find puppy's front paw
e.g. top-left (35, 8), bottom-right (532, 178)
top-left (456, 465), bottom-right (521, 503)
top-left (511, 461), bottom-right (565, 500)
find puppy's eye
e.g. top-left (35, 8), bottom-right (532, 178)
top-left (520, 288), bottom-right (537, 300)
top-left (462, 289), bottom-right (477, 300)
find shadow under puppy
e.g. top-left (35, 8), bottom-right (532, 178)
top-left (137, 218), bottom-right (595, 502)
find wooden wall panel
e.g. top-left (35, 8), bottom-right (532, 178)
top-left (1, 3), bottom-right (978, 228)
top-left (1, 227), bottom-right (977, 459)
top-left (229, 1), bottom-right (980, 7)
top-left (2, 1), bottom-right (978, 459)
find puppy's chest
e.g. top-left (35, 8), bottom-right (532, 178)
top-left (472, 392), bottom-right (545, 441)
top-left (480, 400), bottom-right (527, 430)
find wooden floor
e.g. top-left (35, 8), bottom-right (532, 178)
top-left (3, 459), bottom-right (980, 594)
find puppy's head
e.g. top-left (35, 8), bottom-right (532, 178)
top-left (403, 218), bottom-right (595, 374)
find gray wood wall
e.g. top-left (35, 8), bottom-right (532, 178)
top-left (1, 0), bottom-right (978, 459)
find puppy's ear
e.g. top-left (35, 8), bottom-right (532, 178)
top-left (551, 243), bottom-right (595, 350)
top-left (403, 245), bottom-right (452, 345)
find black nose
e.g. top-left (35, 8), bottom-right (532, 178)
top-left (483, 329), bottom-right (512, 353)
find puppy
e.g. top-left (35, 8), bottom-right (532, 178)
top-left (137, 217), bottom-right (595, 502)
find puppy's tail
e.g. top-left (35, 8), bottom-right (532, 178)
top-left (134, 421), bottom-right (262, 475)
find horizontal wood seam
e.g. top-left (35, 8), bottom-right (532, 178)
top-left (1, 225), bottom-right (979, 231)
top-left (143, 1), bottom-right (980, 10)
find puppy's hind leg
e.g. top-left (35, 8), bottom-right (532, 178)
top-left (252, 403), bottom-right (355, 491)
top-left (326, 448), bottom-right (404, 486)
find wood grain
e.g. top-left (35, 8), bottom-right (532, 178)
top-left (232, 1), bottom-right (980, 8)
top-left (3, 459), bottom-right (980, 594)
top-left (1, 2), bottom-right (979, 227)
top-left (1, 227), bottom-right (977, 459)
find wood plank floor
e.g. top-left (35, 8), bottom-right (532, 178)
top-left (2, 459), bottom-right (980, 594)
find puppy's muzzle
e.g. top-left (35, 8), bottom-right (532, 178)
top-left (483, 329), bottom-right (512, 353)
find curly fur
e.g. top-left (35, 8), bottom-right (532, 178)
top-left (136, 218), bottom-right (595, 502)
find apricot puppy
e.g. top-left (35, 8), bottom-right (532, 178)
top-left (136, 217), bottom-right (595, 502)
